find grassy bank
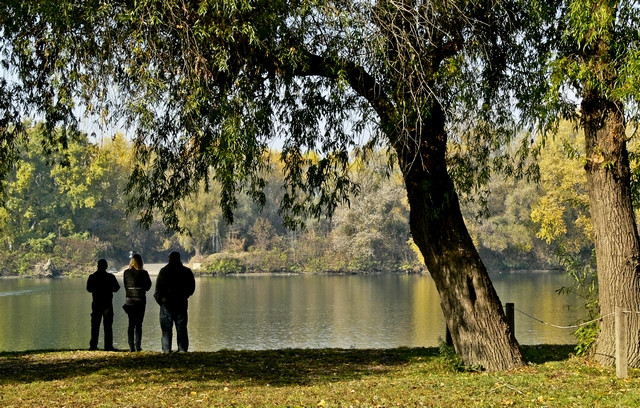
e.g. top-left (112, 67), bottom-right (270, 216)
top-left (0, 346), bottom-right (638, 407)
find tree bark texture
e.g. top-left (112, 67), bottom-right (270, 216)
top-left (394, 105), bottom-right (525, 371)
top-left (582, 95), bottom-right (640, 367)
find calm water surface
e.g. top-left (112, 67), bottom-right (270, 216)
top-left (0, 273), bottom-right (584, 352)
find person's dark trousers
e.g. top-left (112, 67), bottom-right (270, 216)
top-left (160, 303), bottom-right (189, 352)
top-left (126, 303), bottom-right (146, 351)
top-left (90, 303), bottom-right (114, 350)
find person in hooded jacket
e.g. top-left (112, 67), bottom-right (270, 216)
top-left (86, 259), bottom-right (120, 350)
top-left (123, 254), bottom-right (152, 352)
top-left (154, 251), bottom-right (195, 352)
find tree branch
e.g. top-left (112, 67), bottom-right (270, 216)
top-left (291, 52), bottom-right (398, 143)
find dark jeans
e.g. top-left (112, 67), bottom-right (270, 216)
top-left (90, 302), bottom-right (114, 350)
top-left (124, 301), bottom-right (146, 351)
top-left (159, 303), bottom-right (189, 352)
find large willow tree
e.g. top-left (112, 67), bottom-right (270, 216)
top-left (1, 0), bottom-right (530, 370)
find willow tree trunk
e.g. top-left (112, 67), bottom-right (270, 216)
top-left (393, 105), bottom-right (524, 371)
top-left (582, 95), bottom-right (640, 367)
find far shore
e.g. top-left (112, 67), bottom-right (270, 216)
top-left (112, 263), bottom-right (166, 276)
top-left (1, 268), bottom-right (568, 279)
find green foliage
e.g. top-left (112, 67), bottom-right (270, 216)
top-left (330, 155), bottom-right (413, 272)
top-left (556, 246), bottom-right (600, 356)
top-left (24, 233), bottom-right (57, 253)
top-left (1, 0), bottom-right (535, 233)
top-left (0, 120), bottom-right (614, 277)
top-left (437, 340), bottom-right (465, 372)
top-left (0, 125), bottom-right (81, 250)
top-left (523, 122), bottom-right (599, 354)
top-left (175, 178), bottom-right (225, 257)
top-left (0, 124), bottom-right (176, 274)
top-left (573, 322), bottom-right (600, 357)
top-left (559, 1), bottom-right (639, 99)
top-left (465, 177), bottom-right (552, 270)
top-left (516, 1), bottom-right (640, 133)
top-left (529, 122), bottom-right (591, 258)
top-left (0, 125), bottom-right (425, 275)
top-left (52, 235), bottom-right (110, 275)
top-left (0, 120), bottom-right (605, 276)
top-left (253, 248), bottom-right (291, 272)
top-left (250, 217), bottom-right (276, 251)
top-left (202, 255), bottom-right (246, 275)
top-left (173, 148), bottom-right (421, 274)
top-left (461, 123), bottom-right (595, 272)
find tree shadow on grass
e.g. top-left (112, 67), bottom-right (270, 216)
top-left (521, 344), bottom-right (575, 364)
top-left (0, 347), bottom-right (439, 386)
top-left (0, 345), bottom-right (575, 386)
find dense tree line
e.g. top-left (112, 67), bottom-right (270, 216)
top-left (0, 125), bottom-right (172, 275)
top-left (0, 125), bottom-right (416, 274)
top-left (1, 122), bottom-right (596, 276)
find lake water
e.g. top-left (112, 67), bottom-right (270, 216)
top-left (0, 273), bottom-right (584, 352)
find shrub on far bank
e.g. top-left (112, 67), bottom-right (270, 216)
top-left (0, 235), bottom-right (108, 277)
top-left (201, 254), bottom-right (247, 275)
top-left (196, 246), bottom-right (425, 275)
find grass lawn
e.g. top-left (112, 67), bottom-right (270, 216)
top-left (0, 345), bottom-right (638, 407)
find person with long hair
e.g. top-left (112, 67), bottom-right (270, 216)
top-left (122, 254), bottom-right (152, 352)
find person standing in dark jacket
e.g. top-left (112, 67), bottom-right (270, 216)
top-left (154, 251), bottom-right (195, 352)
top-left (86, 259), bottom-right (120, 351)
top-left (123, 254), bottom-right (152, 352)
